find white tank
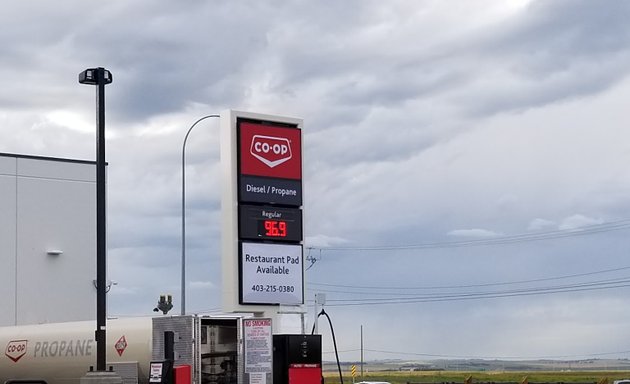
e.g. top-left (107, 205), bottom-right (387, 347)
top-left (0, 317), bottom-right (153, 384)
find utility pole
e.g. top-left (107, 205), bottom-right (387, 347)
top-left (361, 325), bottom-right (364, 377)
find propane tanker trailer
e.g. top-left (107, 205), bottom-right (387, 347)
top-left (0, 315), bottom-right (242, 384)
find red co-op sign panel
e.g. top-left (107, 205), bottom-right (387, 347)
top-left (239, 121), bottom-right (302, 180)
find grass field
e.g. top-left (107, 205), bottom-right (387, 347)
top-left (321, 370), bottom-right (630, 384)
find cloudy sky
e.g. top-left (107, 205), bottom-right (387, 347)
top-left (3, 0), bottom-right (630, 362)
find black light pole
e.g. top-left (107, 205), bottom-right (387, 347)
top-left (79, 67), bottom-right (112, 372)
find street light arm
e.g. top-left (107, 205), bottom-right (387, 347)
top-left (182, 115), bottom-right (220, 154)
top-left (181, 114), bottom-right (220, 316)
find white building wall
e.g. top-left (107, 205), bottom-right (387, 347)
top-left (0, 154), bottom-right (97, 326)
top-left (0, 157), bottom-right (17, 326)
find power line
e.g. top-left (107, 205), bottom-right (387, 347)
top-left (318, 279), bottom-right (630, 306)
top-left (309, 265), bottom-right (630, 291)
top-left (306, 266), bottom-right (630, 305)
top-left (306, 219), bottom-right (630, 252)
top-left (320, 276), bottom-right (630, 299)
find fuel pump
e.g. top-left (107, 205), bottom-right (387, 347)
top-left (273, 334), bottom-right (322, 384)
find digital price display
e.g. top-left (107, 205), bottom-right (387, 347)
top-left (262, 219), bottom-right (287, 238)
top-left (239, 205), bottom-right (302, 242)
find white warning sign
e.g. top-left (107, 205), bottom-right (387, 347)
top-left (244, 318), bottom-right (273, 374)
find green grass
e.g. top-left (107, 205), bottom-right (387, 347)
top-left (322, 371), bottom-right (630, 384)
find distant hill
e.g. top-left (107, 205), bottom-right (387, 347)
top-left (324, 359), bottom-right (630, 372)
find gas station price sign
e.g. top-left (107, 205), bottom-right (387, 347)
top-left (239, 205), bottom-right (303, 242)
top-left (222, 111), bottom-right (305, 312)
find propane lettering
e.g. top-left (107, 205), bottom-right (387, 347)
top-left (33, 339), bottom-right (93, 358)
top-left (37, 342), bottom-right (47, 357)
top-left (79, 339), bottom-right (92, 356)
top-left (270, 187), bottom-right (297, 197)
top-left (49, 341), bottom-right (59, 356)
top-left (66, 340), bottom-right (74, 356)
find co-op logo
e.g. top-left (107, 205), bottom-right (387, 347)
top-left (250, 135), bottom-right (292, 168)
top-left (5, 340), bottom-right (27, 363)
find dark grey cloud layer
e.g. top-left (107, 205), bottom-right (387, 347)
top-left (2, 0), bottom-right (630, 360)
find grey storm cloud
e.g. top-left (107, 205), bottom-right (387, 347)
top-left (2, 0), bottom-right (630, 360)
top-left (457, 0), bottom-right (630, 116)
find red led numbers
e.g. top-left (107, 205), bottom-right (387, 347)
top-left (264, 220), bottom-right (287, 237)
